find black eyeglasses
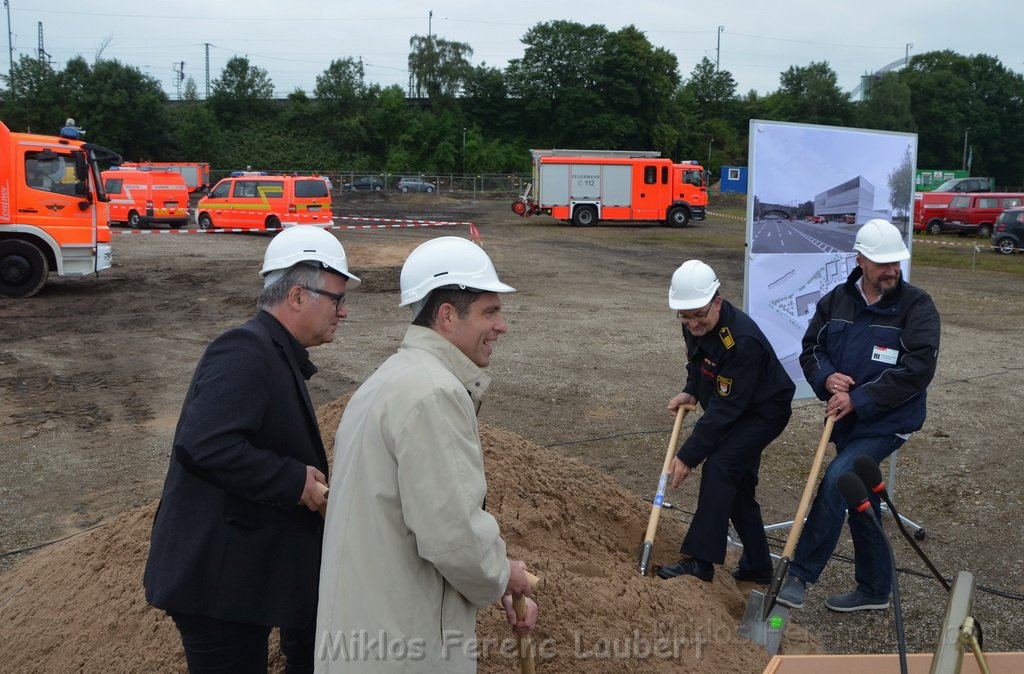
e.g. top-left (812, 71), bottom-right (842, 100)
top-left (302, 286), bottom-right (346, 310)
top-left (676, 301), bottom-right (715, 322)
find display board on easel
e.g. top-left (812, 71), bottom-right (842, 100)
top-left (743, 120), bottom-right (918, 400)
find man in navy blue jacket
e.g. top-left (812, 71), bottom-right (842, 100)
top-left (144, 226), bottom-right (359, 673)
top-left (778, 219), bottom-right (941, 613)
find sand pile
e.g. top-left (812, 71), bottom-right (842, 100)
top-left (0, 399), bottom-right (817, 673)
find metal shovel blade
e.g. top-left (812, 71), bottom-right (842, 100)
top-left (738, 588), bottom-right (789, 655)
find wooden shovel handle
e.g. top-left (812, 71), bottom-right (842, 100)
top-left (781, 414), bottom-right (835, 559)
top-left (512, 571), bottom-right (541, 674)
top-left (643, 404), bottom-right (695, 544)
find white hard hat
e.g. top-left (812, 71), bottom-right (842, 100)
top-left (669, 260), bottom-right (721, 310)
top-left (854, 219), bottom-right (910, 264)
top-left (260, 225), bottom-right (360, 287)
top-left (399, 236), bottom-right (514, 307)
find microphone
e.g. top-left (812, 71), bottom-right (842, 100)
top-left (838, 470), bottom-right (908, 674)
top-left (852, 455), bottom-right (952, 593)
top-left (837, 472), bottom-right (873, 515)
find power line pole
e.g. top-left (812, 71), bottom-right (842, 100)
top-left (204, 43), bottom-right (211, 99)
top-left (716, 25), bottom-right (724, 71)
top-left (905, 42), bottom-right (913, 67)
top-left (4, 0), bottom-right (13, 90)
top-left (37, 21), bottom-right (51, 66)
top-left (174, 61), bottom-right (185, 100)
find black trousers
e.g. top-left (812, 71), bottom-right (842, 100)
top-left (681, 411), bottom-right (790, 566)
top-left (171, 612), bottom-right (315, 674)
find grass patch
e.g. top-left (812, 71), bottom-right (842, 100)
top-left (912, 236), bottom-right (1024, 274)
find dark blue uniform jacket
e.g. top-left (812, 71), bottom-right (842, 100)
top-left (678, 300), bottom-right (795, 467)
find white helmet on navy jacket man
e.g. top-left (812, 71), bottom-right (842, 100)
top-left (854, 219), bottom-right (910, 264)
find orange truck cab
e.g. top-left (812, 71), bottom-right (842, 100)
top-left (102, 169), bottom-right (190, 228)
top-left (0, 120), bottom-right (121, 298)
top-left (512, 149), bottom-right (708, 227)
top-left (195, 175), bottom-right (334, 231)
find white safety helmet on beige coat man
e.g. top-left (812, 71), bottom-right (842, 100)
top-left (400, 236), bottom-right (515, 315)
top-left (669, 259), bottom-right (720, 311)
top-left (259, 225), bottom-right (361, 287)
top-left (853, 219), bottom-right (910, 264)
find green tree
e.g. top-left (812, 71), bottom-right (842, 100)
top-left (591, 25), bottom-right (681, 148)
top-left (505, 21), bottom-right (608, 146)
top-left (683, 56), bottom-right (737, 119)
top-left (169, 78), bottom-right (220, 162)
top-left (901, 50), bottom-right (1024, 187)
top-left (888, 144), bottom-right (915, 219)
top-left (856, 72), bottom-right (916, 133)
top-left (2, 56), bottom-right (64, 132)
top-left (315, 58), bottom-right (366, 107)
top-left (407, 35), bottom-right (473, 100)
top-left (74, 58), bottom-right (171, 160)
top-left (208, 56), bottom-right (274, 125)
top-left (767, 61), bottom-right (854, 126)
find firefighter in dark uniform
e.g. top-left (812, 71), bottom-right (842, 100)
top-left (657, 260), bottom-right (795, 583)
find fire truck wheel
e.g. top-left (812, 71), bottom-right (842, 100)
top-left (128, 211), bottom-right (141, 229)
top-left (0, 239), bottom-right (50, 299)
top-left (927, 221), bottom-right (942, 235)
top-left (266, 216), bottom-right (281, 231)
top-left (572, 205), bottom-right (597, 227)
top-left (667, 208), bottom-right (691, 228)
top-left (197, 214), bottom-right (214, 230)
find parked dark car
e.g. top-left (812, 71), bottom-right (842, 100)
top-left (991, 207), bottom-right (1024, 254)
top-left (396, 177), bottom-right (435, 193)
top-left (342, 176), bottom-right (384, 191)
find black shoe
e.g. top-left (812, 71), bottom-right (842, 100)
top-left (656, 558), bottom-right (714, 582)
top-left (730, 566), bottom-right (774, 584)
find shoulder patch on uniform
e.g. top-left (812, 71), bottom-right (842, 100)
top-left (719, 327), bottom-right (735, 349)
top-left (717, 375), bottom-right (732, 396)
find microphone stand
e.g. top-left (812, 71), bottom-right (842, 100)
top-left (877, 488), bottom-right (985, 648)
top-left (865, 508), bottom-right (909, 674)
top-left (839, 471), bottom-right (908, 674)
top-left (879, 491), bottom-right (950, 591)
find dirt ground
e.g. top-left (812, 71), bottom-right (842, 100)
top-left (2, 192), bottom-right (1023, 669)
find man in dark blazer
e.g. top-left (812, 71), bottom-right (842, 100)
top-left (144, 226), bottom-right (360, 673)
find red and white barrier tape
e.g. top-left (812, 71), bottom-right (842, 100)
top-left (111, 217), bottom-right (482, 244)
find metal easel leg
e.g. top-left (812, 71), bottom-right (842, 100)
top-left (881, 449), bottom-right (927, 540)
top-left (729, 448), bottom-right (927, 559)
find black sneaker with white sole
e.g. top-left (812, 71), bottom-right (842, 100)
top-left (824, 588), bottom-right (890, 612)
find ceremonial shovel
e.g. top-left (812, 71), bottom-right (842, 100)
top-left (639, 404), bottom-right (695, 576)
top-left (738, 414), bottom-right (834, 655)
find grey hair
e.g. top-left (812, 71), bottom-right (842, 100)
top-left (257, 263), bottom-right (325, 310)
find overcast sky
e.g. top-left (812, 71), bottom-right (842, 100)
top-left (13, 1), bottom-right (1024, 101)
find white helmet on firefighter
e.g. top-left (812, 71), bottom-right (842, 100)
top-left (854, 219), bottom-right (910, 264)
top-left (669, 260), bottom-right (720, 310)
top-left (260, 225), bottom-right (360, 287)
top-left (399, 236), bottom-right (514, 311)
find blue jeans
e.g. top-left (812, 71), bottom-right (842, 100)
top-left (789, 434), bottom-right (905, 598)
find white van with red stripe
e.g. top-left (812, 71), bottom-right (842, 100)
top-left (102, 169), bottom-right (190, 228)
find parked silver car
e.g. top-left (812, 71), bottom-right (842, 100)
top-left (397, 177), bottom-right (435, 193)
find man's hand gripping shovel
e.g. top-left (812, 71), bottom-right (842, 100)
top-left (738, 414), bottom-right (834, 655)
top-left (639, 404), bottom-right (695, 576)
